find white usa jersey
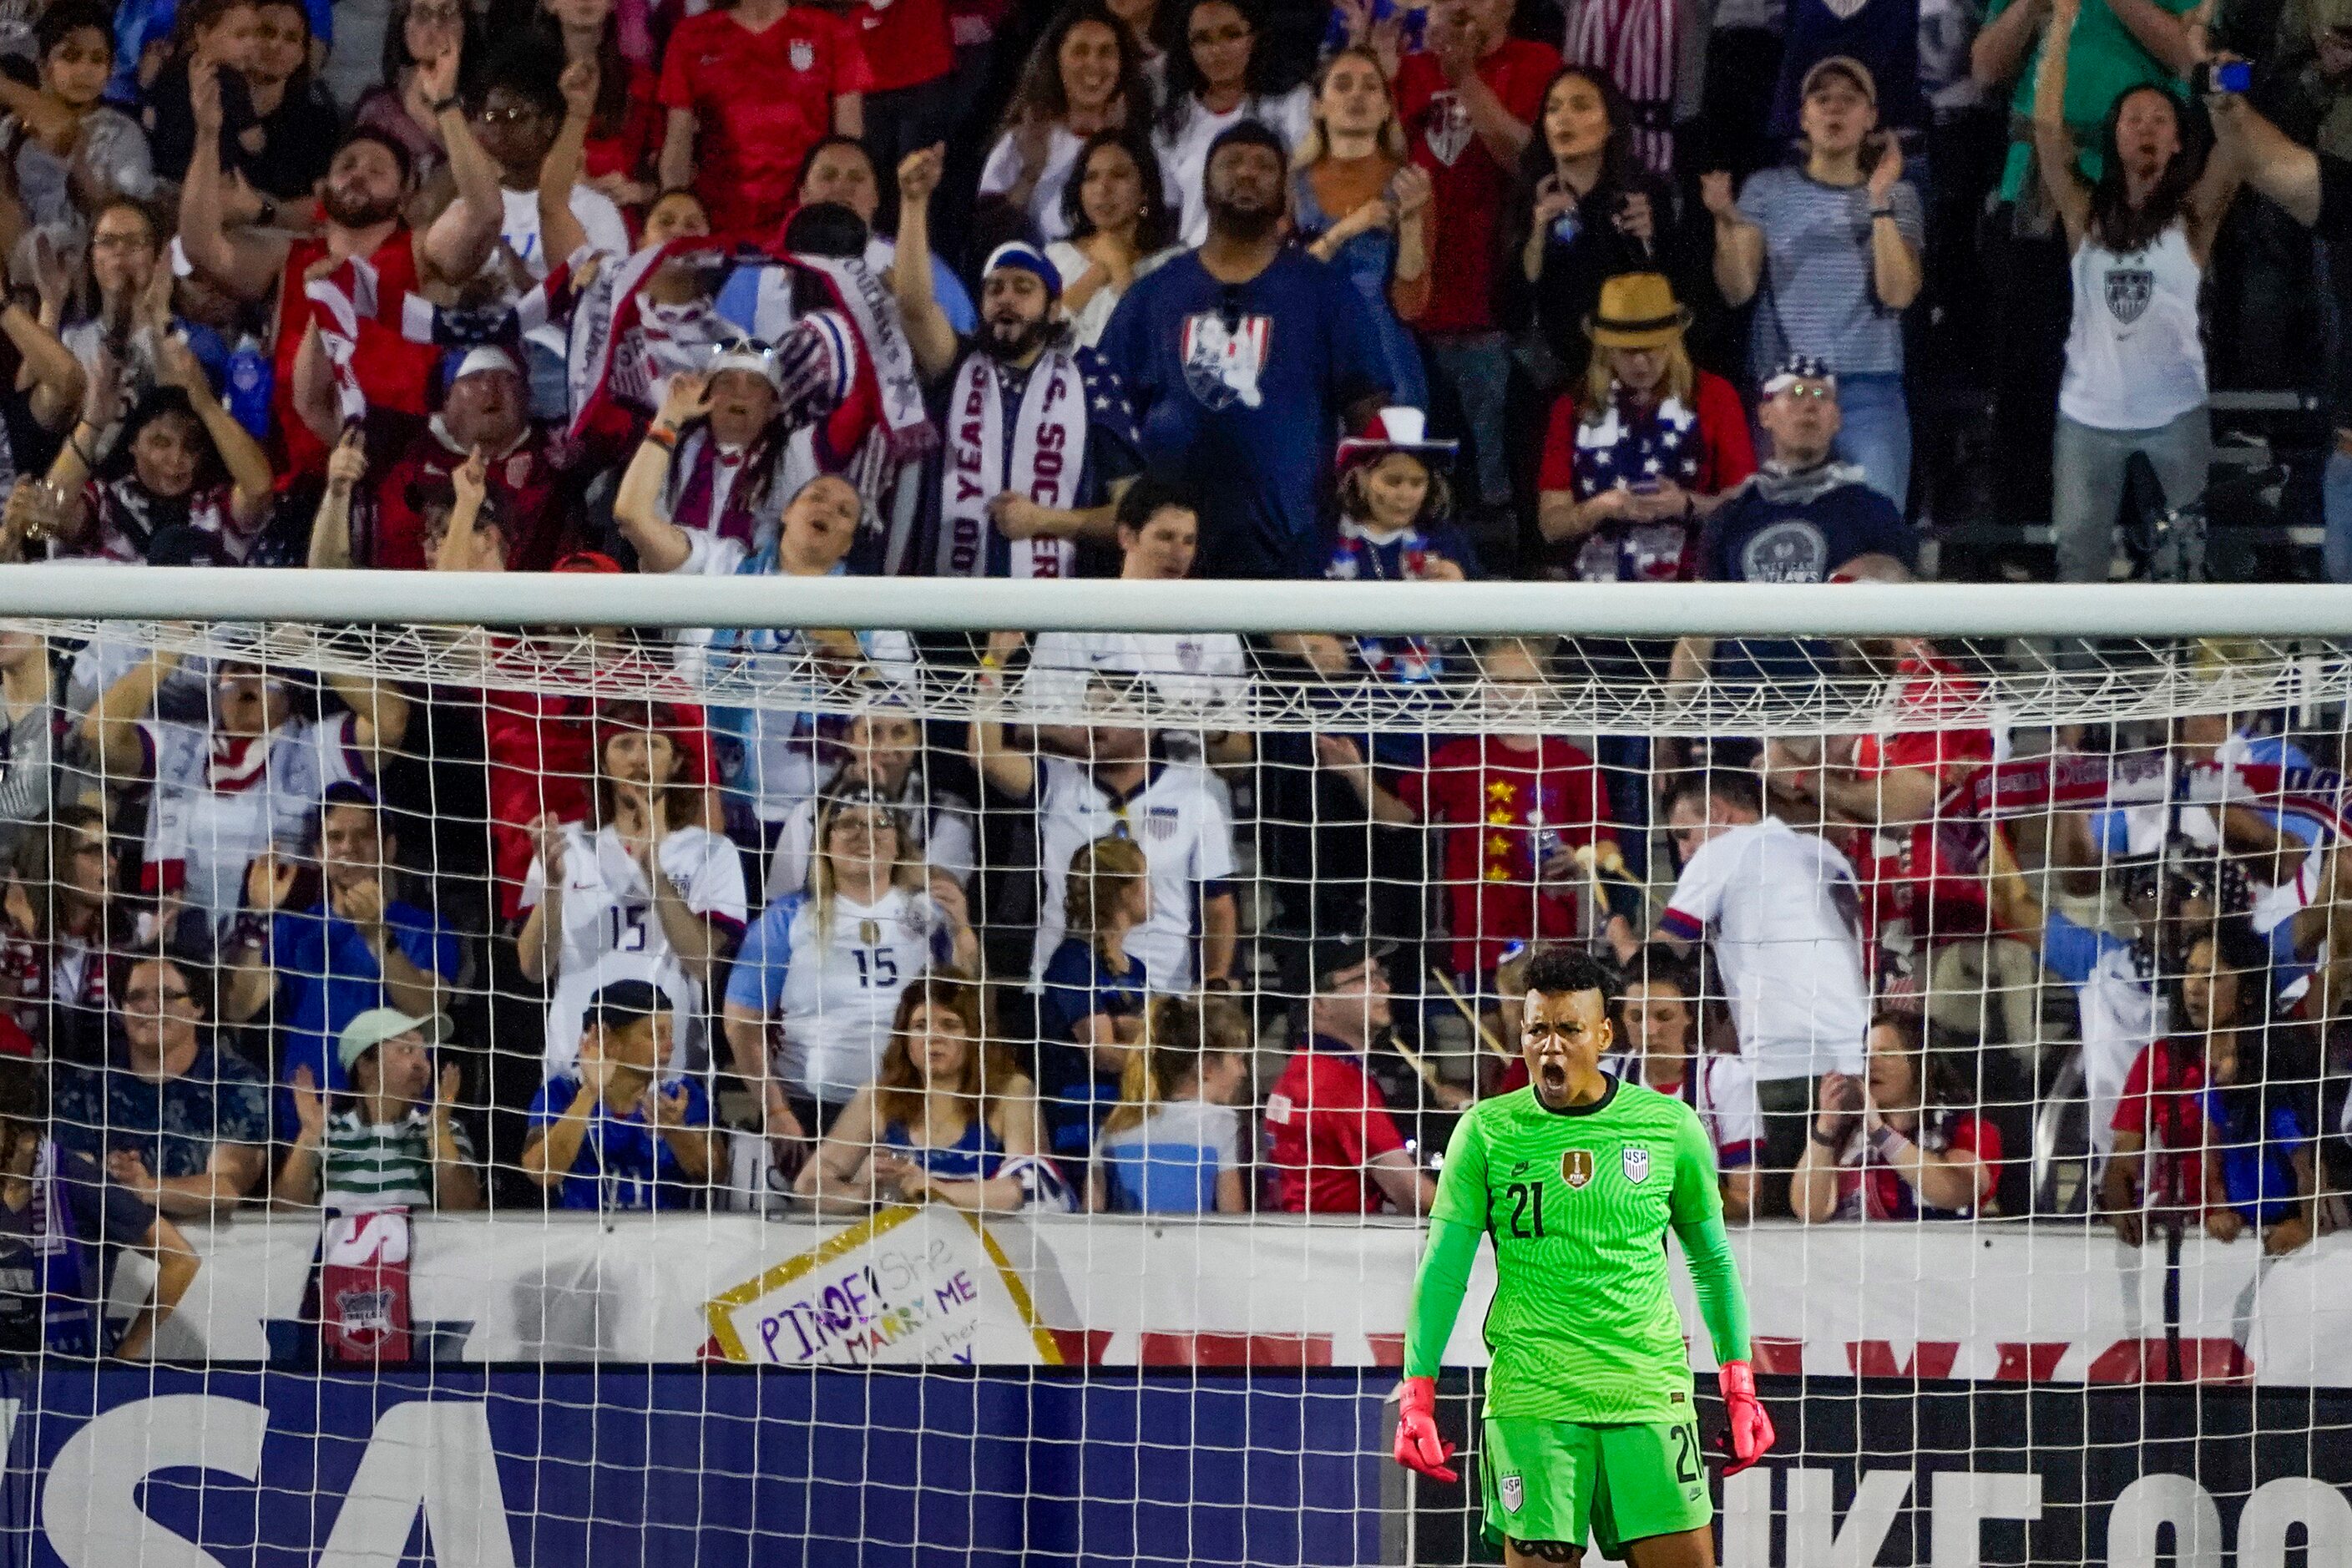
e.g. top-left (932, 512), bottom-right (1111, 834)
top-left (1029, 758), bottom-right (1236, 993)
top-left (1022, 630), bottom-right (1250, 726)
top-left (1659, 817), bottom-right (1869, 1081)
top-left (731, 886), bottom-right (955, 1105)
top-left (522, 822), bottom-right (749, 1074)
top-left (138, 712), bottom-right (368, 927)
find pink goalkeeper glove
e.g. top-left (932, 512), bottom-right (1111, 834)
top-left (1391, 1376), bottom-right (1458, 1483)
top-left (1716, 1360), bottom-right (1775, 1474)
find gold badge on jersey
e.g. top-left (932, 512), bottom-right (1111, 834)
top-left (859, 919), bottom-right (881, 946)
top-left (1561, 1149), bottom-right (1594, 1189)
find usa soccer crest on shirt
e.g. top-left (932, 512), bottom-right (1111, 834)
top-left (1623, 1145), bottom-right (1651, 1184)
top-left (1180, 311), bottom-right (1270, 411)
top-left (2105, 267), bottom-right (2152, 326)
top-left (1500, 1474), bottom-right (1524, 1513)
top-left (1424, 91), bottom-right (1474, 164)
top-left (791, 38), bottom-right (814, 69)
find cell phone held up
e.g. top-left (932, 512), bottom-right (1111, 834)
top-left (2190, 59), bottom-right (2253, 95)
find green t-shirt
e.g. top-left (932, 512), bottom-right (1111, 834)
top-left (1430, 1079), bottom-right (1722, 1424)
top-left (1988, 0), bottom-right (2196, 201)
top-left (322, 1105), bottom-right (471, 1211)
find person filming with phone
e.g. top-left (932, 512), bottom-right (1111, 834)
top-left (2203, 41), bottom-right (2352, 581)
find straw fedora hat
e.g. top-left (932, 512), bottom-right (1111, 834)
top-left (1585, 272), bottom-right (1692, 351)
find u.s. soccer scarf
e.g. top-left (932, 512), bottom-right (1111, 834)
top-left (785, 252), bottom-right (934, 468)
top-left (28, 1139), bottom-right (102, 1355)
top-left (564, 239), bottom-right (719, 443)
top-left (939, 348), bottom-right (1089, 579)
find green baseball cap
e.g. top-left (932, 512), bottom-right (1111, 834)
top-left (336, 1007), bottom-right (448, 1075)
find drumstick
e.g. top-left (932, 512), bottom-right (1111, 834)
top-left (1429, 967), bottom-right (1515, 1063)
top-left (1572, 839), bottom-right (1643, 890)
top-left (1383, 1028), bottom-right (1451, 1097)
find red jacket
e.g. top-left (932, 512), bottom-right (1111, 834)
top-left (1264, 1038), bottom-right (1411, 1214)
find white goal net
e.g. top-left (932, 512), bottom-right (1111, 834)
top-left (0, 579), bottom-right (2345, 1567)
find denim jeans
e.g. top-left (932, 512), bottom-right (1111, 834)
top-left (1423, 333), bottom-right (1514, 508)
top-left (2325, 448), bottom-right (2352, 583)
top-left (2050, 407), bottom-right (2210, 584)
top-left (1831, 370), bottom-right (1912, 513)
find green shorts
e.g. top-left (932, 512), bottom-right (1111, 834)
top-left (1478, 1414), bottom-right (1712, 1558)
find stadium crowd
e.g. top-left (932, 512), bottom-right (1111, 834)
top-left (0, 0), bottom-right (2340, 1353)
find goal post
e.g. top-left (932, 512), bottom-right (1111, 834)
top-left (0, 572), bottom-right (2347, 1567)
top-left (8, 561), bottom-right (2352, 635)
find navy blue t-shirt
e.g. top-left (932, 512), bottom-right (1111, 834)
top-left (1699, 472), bottom-right (1912, 681)
top-left (1099, 249), bottom-right (1390, 579)
top-left (1036, 936), bottom-right (1151, 1160)
top-left (1769, 0), bottom-right (1922, 137)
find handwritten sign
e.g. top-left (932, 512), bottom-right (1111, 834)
top-left (703, 1205), bottom-right (1060, 1368)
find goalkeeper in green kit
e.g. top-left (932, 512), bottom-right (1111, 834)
top-left (1392, 948), bottom-right (1774, 1566)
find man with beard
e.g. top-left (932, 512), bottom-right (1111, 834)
top-left (893, 144), bottom-right (1140, 579)
top-left (178, 50), bottom-right (503, 486)
top-left (1099, 119), bottom-right (1389, 579)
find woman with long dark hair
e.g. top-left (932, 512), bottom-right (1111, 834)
top-left (1151, 0), bottom-right (1307, 245)
top-left (1046, 129), bottom-right (1181, 347)
top-left (538, 0), bottom-right (660, 209)
top-left (10, 332), bottom-right (271, 564)
top-left (1793, 1009), bottom-right (2001, 1222)
top-left (353, 0), bottom-right (485, 190)
top-left (796, 974), bottom-right (1051, 1214)
top-left (979, 0), bottom-right (1155, 242)
top-left (2102, 921), bottom-right (2301, 1249)
top-left (2033, 0), bottom-right (2238, 584)
top-left (1502, 64), bottom-right (1680, 389)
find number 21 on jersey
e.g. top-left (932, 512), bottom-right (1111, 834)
top-left (1502, 1180), bottom-right (1545, 1239)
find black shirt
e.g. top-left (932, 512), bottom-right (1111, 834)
top-left (2318, 149), bottom-right (2352, 241)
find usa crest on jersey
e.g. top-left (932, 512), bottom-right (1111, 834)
top-left (1623, 1145), bottom-right (1651, 1184)
top-left (791, 38), bottom-right (815, 69)
top-left (1179, 310), bottom-right (1270, 411)
top-left (1500, 1474), bottom-right (1524, 1513)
